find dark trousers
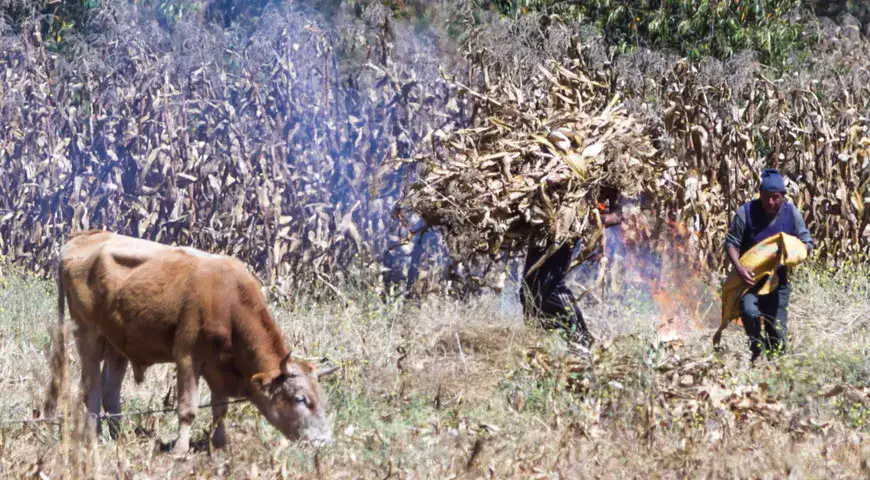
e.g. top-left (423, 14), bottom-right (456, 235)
top-left (521, 283), bottom-right (591, 347)
top-left (741, 283), bottom-right (791, 362)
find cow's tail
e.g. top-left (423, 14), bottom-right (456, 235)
top-left (43, 261), bottom-right (67, 418)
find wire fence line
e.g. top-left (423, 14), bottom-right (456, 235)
top-left (0, 398), bottom-right (250, 429)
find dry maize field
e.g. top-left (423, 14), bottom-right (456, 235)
top-left (2, 2), bottom-right (868, 297)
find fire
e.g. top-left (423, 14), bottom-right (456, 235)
top-left (611, 211), bottom-right (716, 340)
top-left (651, 280), bottom-right (705, 341)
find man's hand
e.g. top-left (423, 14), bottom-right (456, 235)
top-left (602, 212), bottom-right (623, 228)
top-left (727, 244), bottom-right (755, 286)
top-left (736, 265), bottom-right (755, 286)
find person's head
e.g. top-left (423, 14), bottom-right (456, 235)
top-left (759, 168), bottom-right (786, 218)
top-left (598, 186), bottom-right (621, 210)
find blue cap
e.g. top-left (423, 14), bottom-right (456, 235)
top-left (760, 168), bottom-right (786, 193)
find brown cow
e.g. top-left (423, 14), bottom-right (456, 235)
top-left (44, 230), bottom-right (336, 453)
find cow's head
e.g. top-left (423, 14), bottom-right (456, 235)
top-left (250, 352), bottom-right (338, 444)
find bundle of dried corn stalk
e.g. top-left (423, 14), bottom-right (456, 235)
top-left (400, 62), bottom-right (659, 261)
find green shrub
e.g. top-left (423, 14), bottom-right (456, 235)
top-left (493, 0), bottom-right (817, 68)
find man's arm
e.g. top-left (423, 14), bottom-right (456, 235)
top-left (602, 190), bottom-right (625, 228)
top-left (724, 207), bottom-right (745, 255)
top-left (792, 205), bottom-right (814, 254)
top-left (725, 207), bottom-right (755, 286)
top-left (727, 244), bottom-right (755, 286)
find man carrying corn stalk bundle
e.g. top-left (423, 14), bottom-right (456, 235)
top-left (520, 185), bottom-right (624, 352)
top-left (725, 168), bottom-right (814, 362)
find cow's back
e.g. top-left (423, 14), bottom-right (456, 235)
top-left (59, 230), bottom-right (239, 367)
top-left (61, 230), bottom-right (174, 319)
top-left (60, 230), bottom-right (175, 283)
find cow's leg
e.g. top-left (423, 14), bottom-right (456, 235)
top-left (174, 354), bottom-right (198, 454)
top-left (210, 391), bottom-right (229, 448)
top-left (202, 370), bottom-right (229, 448)
top-left (100, 345), bottom-right (129, 439)
top-left (74, 327), bottom-right (104, 437)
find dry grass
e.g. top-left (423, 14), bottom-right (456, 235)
top-left (0, 265), bottom-right (869, 478)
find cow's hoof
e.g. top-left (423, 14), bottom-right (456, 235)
top-left (172, 440), bottom-right (190, 455)
top-left (211, 435), bottom-right (227, 448)
top-left (309, 437), bottom-right (333, 448)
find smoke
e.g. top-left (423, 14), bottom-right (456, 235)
top-left (586, 214), bottom-right (722, 338)
top-left (497, 208), bottom-right (722, 340)
top-left (0, 0), bottom-right (482, 296)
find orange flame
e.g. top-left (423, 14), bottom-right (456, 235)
top-left (616, 215), bottom-right (714, 340)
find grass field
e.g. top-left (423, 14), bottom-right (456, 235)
top-left (0, 265), bottom-right (868, 478)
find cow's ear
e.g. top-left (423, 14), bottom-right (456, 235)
top-left (280, 352), bottom-right (312, 378)
top-left (251, 370), bottom-right (280, 395)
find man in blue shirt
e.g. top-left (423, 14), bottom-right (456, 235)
top-left (724, 168), bottom-right (814, 362)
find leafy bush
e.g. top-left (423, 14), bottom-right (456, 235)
top-left (493, 0), bottom-right (818, 68)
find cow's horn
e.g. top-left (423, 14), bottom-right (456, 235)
top-left (280, 352), bottom-right (294, 377)
top-left (316, 365), bottom-right (339, 378)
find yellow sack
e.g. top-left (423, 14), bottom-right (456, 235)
top-left (713, 232), bottom-right (808, 346)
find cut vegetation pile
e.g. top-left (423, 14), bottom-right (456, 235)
top-left (400, 62), bottom-right (659, 258)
